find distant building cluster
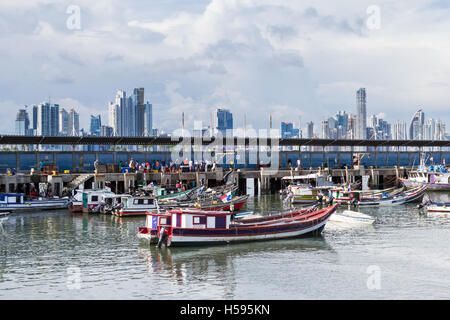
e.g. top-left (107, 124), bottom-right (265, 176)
top-left (286, 88), bottom-right (448, 143)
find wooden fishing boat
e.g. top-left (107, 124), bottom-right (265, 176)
top-left (355, 185), bottom-right (427, 207)
top-left (0, 193), bottom-right (69, 212)
top-left (330, 186), bottom-right (403, 204)
top-left (156, 186), bottom-right (204, 202)
top-left (137, 204), bottom-right (338, 247)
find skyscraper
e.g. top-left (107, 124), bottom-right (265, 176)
top-left (133, 88), bottom-right (145, 136)
top-left (306, 121), bottom-right (314, 139)
top-left (356, 88), bottom-right (367, 139)
top-left (409, 109), bottom-right (425, 140)
top-left (68, 108), bottom-right (79, 136)
top-left (90, 115), bottom-right (102, 136)
top-left (59, 108), bottom-right (69, 136)
top-left (281, 122), bottom-right (299, 138)
top-left (37, 103), bottom-right (59, 136)
top-left (143, 102), bottom-right (153, 136)
top-left (15, 109), bottom-right (30, 135)
top-left (215, 108), bottom-right (233, 136)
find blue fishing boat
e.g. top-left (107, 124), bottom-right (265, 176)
top-left (0, 193), bottom-right (69, 212)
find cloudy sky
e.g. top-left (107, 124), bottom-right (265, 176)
top-left (1, 0), bottom-right (449, 135)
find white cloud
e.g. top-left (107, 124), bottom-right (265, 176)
top-left (1, 0), bottom-right (450, 135)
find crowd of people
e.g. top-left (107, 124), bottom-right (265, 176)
top-left (118, 158), bottom-right (219, 173)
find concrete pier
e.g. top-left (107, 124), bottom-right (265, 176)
top-left (0, 166), bottom-right (409, 196)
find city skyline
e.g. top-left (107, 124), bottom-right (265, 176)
top-left (1, 1), bottom-right (450, 134)
top-left (12, 86), bottom-right (449, 142)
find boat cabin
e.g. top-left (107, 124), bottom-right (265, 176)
top-left (82, 190), bottom-right (115, 212)
top-left (0, 193), bottom-right (25, 205)
top-left (146, 210), bottom-right (232, 232)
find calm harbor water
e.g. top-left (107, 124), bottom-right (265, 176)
top-left (1, 192), bottom-right (450, 300)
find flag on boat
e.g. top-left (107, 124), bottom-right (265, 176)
top-left (221, 192), bottom-right (232, 203)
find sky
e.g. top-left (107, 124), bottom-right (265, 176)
top-left (1, 0), bottom-right (449, 135)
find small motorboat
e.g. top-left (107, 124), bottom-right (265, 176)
top-left (424, 200), bottom-right (450, 214)
top-left (328, 210), bottom-right (375, 225)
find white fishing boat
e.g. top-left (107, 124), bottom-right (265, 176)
top-left (329, 210), bottom-right (375, 225)
top-left (399, 153), bottom-right (450, 190)
top-left (424, 200), bottom-right (450, 214)
top-left (0, 193), bottom-right (69, 212)
top-left (115, 195), bottom-right (158, 217)
top-left (282, 173), bottom-right (336, 204)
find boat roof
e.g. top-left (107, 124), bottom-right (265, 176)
top-left (282, 174), bottom-right (322, 180)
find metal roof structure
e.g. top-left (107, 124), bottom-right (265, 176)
top-left (0, 135), bottom-right (449, 147)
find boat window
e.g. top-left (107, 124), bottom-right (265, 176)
top-left (8, 196), bottom-right (17, 203)
top-left (193, 216), bottom-right (207, 225)
top-left (91, 196), bottom-right (99, 202)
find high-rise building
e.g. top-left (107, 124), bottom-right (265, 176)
top-left (321, 119), bottom-right (329, 139)
top-left (133, 88), bottom-right (145, 136)
top-left (68, 108), bottom-right (79, 136)
top-left (100, 125), bottom-right (114, 137)
top-left (409, 109), bottom-right (425, 140)
top-left (393, 121), bottom-right (407, 140)
top-left (214, 108), bottom-right (233, 136)
top-left (281, 122), bottom-right (299, 138)
top-left (143, 102), bottom-right (153, 136)
top-left (306, 121), bottom-right (314, 139)
top-left (32, 105), bottom-right (38, 131)
top-left (37, 103), bottom-right (59, 136)
top-left (90, 115), bottom-right (102, 136)
top-left (356, 88), bottom-right (367, 139)
top-left (59, 108), bottom-right (69, 136)
top-left (15, 109), bottom-right (30, 135)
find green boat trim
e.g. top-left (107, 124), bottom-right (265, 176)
top-left (157, 186), bottom-right (203, 200)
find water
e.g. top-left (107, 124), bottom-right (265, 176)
top-left (1, 193), bottom-right (450, 299)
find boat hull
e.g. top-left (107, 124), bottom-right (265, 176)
top-left (399, 178), bottom-right (450, 191)
top-left (0, 200), bottom-right (69, 212)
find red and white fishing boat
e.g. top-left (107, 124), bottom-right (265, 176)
top-left (137, 204), bottom-right (338, 247)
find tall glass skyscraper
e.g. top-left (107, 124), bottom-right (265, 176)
top-left (143, 102), bottom-right (153, 136)
top-left (215, 108), bottom-right (233, 136)
top-left (37, 103), bottom-right (59, 136)
top-left (356, 88), bottom-right (367, 139)
top-left (15, 109), bottom-right (30, 135)
top-left (90, 115), bottom-right (102, 136)
top-left (409, 109), bottom-right (425, 140)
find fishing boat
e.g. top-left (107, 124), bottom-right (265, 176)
top-left (328, 210), bottom-right (375, 225)
top-left (0, 193), bottom-right (69, 212)
top-left (162, 194), bottom-right (249, 212)
top-left (399, 154), bottom-right (450, 190)
top-left (80, 189), bottom-right (116, 213)
top-left (355, 185), bottom-right (427, 207)
top-left (281, 173), bottom-right (336, 204)
top-left (423, 200), bottom-right (450, 214)
top-left (156, 185), bottom-right (204, 202)
top-left (115, 195), bottom-right (157, 217)
top-left (330, 186), bottom-right (404, 205)
top-left (137, 204), bottom-right (338, 247)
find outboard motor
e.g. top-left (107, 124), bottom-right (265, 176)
top-left (157, 227), bottom-right (168, 248)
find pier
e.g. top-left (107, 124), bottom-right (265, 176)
top-left (1, 135), bottom-right (449, 195)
